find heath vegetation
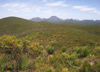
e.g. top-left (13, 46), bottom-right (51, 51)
top-left (0, 17), bottom-right (100, 72)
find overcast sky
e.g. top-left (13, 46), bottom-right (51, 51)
top-left (0, 0), bottom-right (100, 20)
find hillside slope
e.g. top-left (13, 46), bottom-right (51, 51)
top-left (0, 17), bottom-right (37, 33)
top-left (0, 17), bottom-right (58, 36)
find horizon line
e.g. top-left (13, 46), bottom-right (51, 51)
top-left (0, 16), bottom-right (100, 21)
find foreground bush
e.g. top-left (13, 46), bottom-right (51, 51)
top-left (0, 35), bottom-right (41, 71)
top-left (46, 45), bottom-right (54, 54)
top-left (62, 46), bottom-right (67, 52)
top-left (0, 35), bottom-right (99, 71)
top-left (76, 47), bottom-right (89, 58)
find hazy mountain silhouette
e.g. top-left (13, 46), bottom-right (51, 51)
top-left (30, 16), bottom-right (100, 25)
top-left (30, 16), bottom-right (63, 22)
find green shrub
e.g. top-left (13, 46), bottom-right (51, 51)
top-left (51, 41), bottom-right (56, 46)
top-left (18, 56), bottom-right (27, 70)
top-left (82, 47), bottom-right (89, 57)
top-left (18, 55), bottom-right (34, 70)
top-left (77, 47), bottom-right (89, 58)
top-left (0, 55), bottom-right (13, 71)
top-left (0, 35), bottom-right (39, 71)
top-left (62, 46), bottom-right (66, 52)
top-left (76, 47), bottom-right (81, 54)
top-left (46, 45), bottom-right (54, 54)
top-left (50, 55), bottom-right (62, 68)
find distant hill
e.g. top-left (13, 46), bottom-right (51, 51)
top-left (30, 16), bottom-right (100, 25)
top-left (81, 20), bottom-right (100, 25)
top-left (0, 16), bottom-right (100, 37)
top-left (62, 19), bottom-right (100, 25)
top-left (0, 17), bottom-right (57, 36)
top-left (0, 17), bottom-right (37, 33)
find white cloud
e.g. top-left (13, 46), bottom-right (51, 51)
top-left (2, 3), bottom-right (27, 8)
top-left (73, 6), bottom-right (100, 15)
top-left (1, 3), bottom-right (42, 13)
top-left (93, 10), bottom-right (100, 15)
top-left (46, 1), bottom-right (70, 7)
top-left (73, 6), bottom-right (96, 11)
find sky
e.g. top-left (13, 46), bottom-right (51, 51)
top-left (0, 0), bottom-right (100, 20)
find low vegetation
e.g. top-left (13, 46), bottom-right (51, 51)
top-left (0, 17), bottom-right (100, 72)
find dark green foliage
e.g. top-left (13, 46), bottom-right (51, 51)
top-left (82, 47), bottom-right (89, 57)
top-left (76, 47), bottom-right (81, 54)
top-left (51, 41), bottom-right (56, 46)
top-left (77, 47), bottom-right (89, 58)
top-left (62, 46), bottom-right (66, 52)
top-left (19, 56), bottom-right (26, 70)
top-left (46, 45), bottom-right (54, 54)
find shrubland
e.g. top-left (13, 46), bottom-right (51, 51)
top-left (0, 17), bottom-right (100, 72)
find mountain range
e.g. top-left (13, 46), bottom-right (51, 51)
top-left (30, 16), bottom-right (100, 25)
top-left (30, 16), bottom-right (63, 22)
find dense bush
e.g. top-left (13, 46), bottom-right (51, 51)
top-left (76, 47), bottom-right (81, 54)
top-left (0, 27), bottom-right (99, 72)
top-left (76, 47), bottom-right (89, 58)
top-left (0, 35), bottom-right (41, 71)
top-left (46, 45), bottom-right (54, 54)
top-left (82, 47), bottom-right (89, 57)
top-left (62, 46), bottom-right (66, 52)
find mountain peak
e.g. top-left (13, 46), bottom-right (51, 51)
top-left (49, 16), bottom-right (58, 18)
top-left (30, 16), bottom-right (63, 22)
top-left (30, 17), bottom-right (43, 22)
top-left (48, 16), bottom-right (63, 21)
